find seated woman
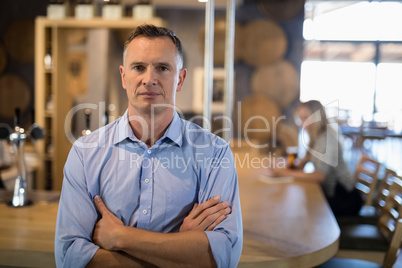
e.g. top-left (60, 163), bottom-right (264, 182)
top-left (270, 100), bottom-right (363, 217)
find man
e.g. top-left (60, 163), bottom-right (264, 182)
top-left (55, 24), bottom-right (242, 267)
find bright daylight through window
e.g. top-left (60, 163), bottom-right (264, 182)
top-left (301, 1), bottom-right (402, 132)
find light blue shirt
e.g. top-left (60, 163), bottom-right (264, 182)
top-left (55, 110), bottom-right (243, 268)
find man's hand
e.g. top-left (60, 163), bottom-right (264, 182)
top-left (180, 196), bottom-right (231, 232)
top-left (93, 195), bottom-right (125, 251)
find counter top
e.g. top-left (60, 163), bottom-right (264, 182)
top-left (236, 152), bottom-right (340, 267)
top-left (0, 190), bottom-right (59, 268)
top-left (0, 153), bottom-right (339, 267)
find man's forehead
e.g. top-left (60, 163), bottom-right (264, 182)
top-left (126, 37), bottom-right (180, 66)
top-left (129, 36), bottom-right (175, 49)
top-left (128, 37), bottom-right (176, 54)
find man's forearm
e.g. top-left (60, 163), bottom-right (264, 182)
top-left (114, 228), bottom-right (216, 268)
top-left (86, 248), bottom-right (157, 268)
top-left (92, 195), bottom-right (219, 267)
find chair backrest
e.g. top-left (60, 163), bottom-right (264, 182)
top-left (383, 218), bottom-right (402, 268)
top-left (380, 176), bottom-right (402, 268)
top-left (354, 155), bottom-right (381, 206)
top-left (375, 168), bottom-right (399, 215)
top-left (378, 177), bottom-right (402, 241)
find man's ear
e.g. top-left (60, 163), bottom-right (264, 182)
top-left (176, 68), bottom-right (187, 92)
top-left (119, 65), bottom-right (126, 89)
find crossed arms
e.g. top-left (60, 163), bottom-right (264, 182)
top-left (55, 137), bottom-right (243, 268)
top-left (86, 195), bottom-right (231, 267)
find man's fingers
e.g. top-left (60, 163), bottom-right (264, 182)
top-left (94, 195), bottom-right (108, 216)
top-left (200, 205), bottom-right (231, 230)
top-left (190, 196), bottom-right (221, 218)
top-left (180, 197), bottom-right (231, 232)
top-left (206, 215), bottom-right (227, 231)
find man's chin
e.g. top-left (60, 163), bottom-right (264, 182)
top-left (133, 103), bottom-right (174, 115)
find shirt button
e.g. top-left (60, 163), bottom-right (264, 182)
top-left (147, 149), bottom-right (151, 154)
top-left (142, 209), bottom-right (148, 215)
top-left (144, 178), bottom-right (150, 183)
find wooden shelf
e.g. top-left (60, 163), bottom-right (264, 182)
top-left (35, 16), bottom-right (166, 190)
top-left (45, 110), bottom-right (53, 117)
top-left (44, 154), bottom-right (53, 161)
top-left (36, 16), bottom-right (165, 29)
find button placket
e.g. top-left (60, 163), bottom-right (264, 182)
top-left (137, 148), bottom-right (154, 228)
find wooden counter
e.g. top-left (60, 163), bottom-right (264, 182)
top-left (0, 190), bottom-right (59, 268)
top-left (236, 152), bottom-right (340, 267)
top-left (0, 153), bottom-right (339, 268)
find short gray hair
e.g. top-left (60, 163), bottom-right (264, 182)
top-left (122, 24), bottom-right (184, 69)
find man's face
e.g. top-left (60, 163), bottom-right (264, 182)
top-left (119, 36), bottom-right (186, 116)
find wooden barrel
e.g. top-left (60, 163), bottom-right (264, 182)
top-left (251, 60), bottom-right (299, 109)
top-left (0, 42), bottom-right (7, 75)
top-left (199, 18), bottom-right (243, 66)
top-left (257, 0), bottom-right (305, 22)
top-left (242, 19), bottom-right (287, 67)
top-left (241, 94), bottom-right (281, 141)
top-left (4, 19), bottom-right (35, 63)
top-left (0, 74), bottom-right (31, 118)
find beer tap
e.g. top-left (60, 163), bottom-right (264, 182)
top-left (82, 109), bottom-right (92, 136)
top-left (29, 109), bottom-right (45, 142)
top-left (9, 108), bottom-right (29, 207)
top-left (5, 108), bottom-right (45, 207)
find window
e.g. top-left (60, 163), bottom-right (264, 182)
top-left (302, 1), bottom-right (402, 128)
top-left (300, 60), bottom-right (376, 117)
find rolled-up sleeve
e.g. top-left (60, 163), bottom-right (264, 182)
top-left (200, 144), bottom-right (243, 268)
top-left (54, 144), bottom-right (99, 268)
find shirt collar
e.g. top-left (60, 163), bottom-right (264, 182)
top-left (113, 110), bottom-right (183, 147)
top-left (161, 111), bottom-right (183, 147)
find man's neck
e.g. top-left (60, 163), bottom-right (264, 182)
top-left (128, 108), bottom-right (174, 148)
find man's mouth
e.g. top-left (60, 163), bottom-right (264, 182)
top-left (139, 92), bottom-right (160, 99)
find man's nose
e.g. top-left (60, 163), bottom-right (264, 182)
top-left (143, 68), bottom-right (157, 86)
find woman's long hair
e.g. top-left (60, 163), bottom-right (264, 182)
top-left (297, 100), bottom-right (329, 162)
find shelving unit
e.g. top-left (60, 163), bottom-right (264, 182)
top-left (34, 16), bottom-right (165, 190)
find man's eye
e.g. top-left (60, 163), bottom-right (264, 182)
top-left (133, 66), bottom-right (144, 71)
top-left (159, 66), bottom-right (168, 71)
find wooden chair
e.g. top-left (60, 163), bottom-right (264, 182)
top-left (339, 176), bottom-right (402, 252)
top-left (354, 155), bottom-right (381, 207)
top-left (374, 168), bottom-right (398, 215)
top-left (336, 155), bottom-right (382, 226)
top-left (316, 218), bottom-right (402, 268)
top-left (348, 168), bottom-right (399, 225)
